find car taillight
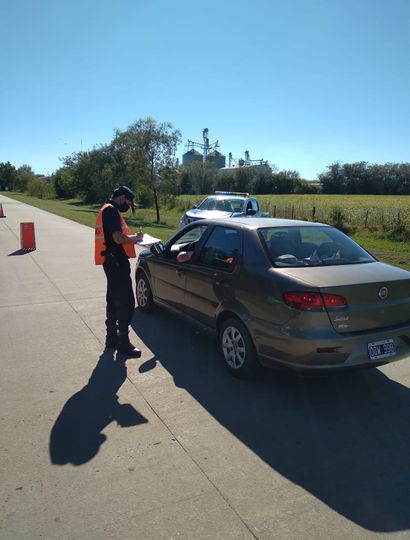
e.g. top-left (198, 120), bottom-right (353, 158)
top-left (283, 292), bottom-right (324, 310)
top-left (283, 292), bottom-right (347, 311)
top-left (321, 293), bottom-right (347, 308)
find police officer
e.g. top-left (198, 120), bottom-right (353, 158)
top-left (95, 186), bottom-right (143, 357)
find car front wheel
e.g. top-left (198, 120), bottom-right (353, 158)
top-left (219, 317), bottom-right (257, 378)
top-left (136, 272), bottom-right (154, 312)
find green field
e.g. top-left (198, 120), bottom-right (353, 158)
top-left (176, 193), bottom-right (410, 229)
top-left (4, 192), bottom-right (410, 271)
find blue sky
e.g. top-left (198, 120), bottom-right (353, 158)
top-left (1, 0), bottom-right (409, 179)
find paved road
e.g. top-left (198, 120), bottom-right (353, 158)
top-left (1, 193), bottom-right (410, 540)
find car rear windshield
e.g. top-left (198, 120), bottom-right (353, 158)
top-left (259, 226), bottom-right (376, 267)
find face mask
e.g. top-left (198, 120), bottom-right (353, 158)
top-left (118, 203), bottom-right (130, 213)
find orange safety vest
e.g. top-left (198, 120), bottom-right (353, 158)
top-left (95, 203), bottom-right (136, 265)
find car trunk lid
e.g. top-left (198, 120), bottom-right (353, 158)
top-left (277, 262), bottom-right (410, 334)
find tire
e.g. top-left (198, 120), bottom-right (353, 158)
top-left (219, 317), bottom-right (258, 378)
top-left (136, 272), bottom-right (154, 312)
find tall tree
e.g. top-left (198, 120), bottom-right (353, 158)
top-left (319, 162), bottom-right (346, 193)
top-left (112, 117), bottom-right (181, 222)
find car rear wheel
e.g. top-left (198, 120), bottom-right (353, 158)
top-left (219, 317), bottom-right (257, 378)
top-left (136, 272), bottom-right (154, 312)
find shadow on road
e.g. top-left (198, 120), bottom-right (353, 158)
top-left (49, 350), bottom-right (148, 466)
top-left (8, 249), bottom-right (34, 256)
top-left (132, 308), bottom-right (410, 533)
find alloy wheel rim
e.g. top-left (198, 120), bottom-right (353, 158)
top-left (137, 279), bottom-right (147, 306)
top-left (222, 326), bottom-right (246, 369)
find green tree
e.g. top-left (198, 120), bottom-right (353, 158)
top-left (253, 171), bottom-right (275, 194)
top-left (0, 162), bottom-right (17, 190)
top-left (319, 162), bottom-right (346, 193)
top-left (112, 117), bottom-right (181, 223)
top-left (59, 145), bottom-right (116, 203)
top-left (182, 161), bottom-right (218, 194)
top-left (53, 167), bottom-right (76, 198)
top-left (273, 170), bottom-right (300, 193)
top-left (160, 165), bottom-right (182, 198)
top-left (234, 167), bottom-right (254, 193)
top-left (14, 165), bottom-right (36, 192)
top-left (319, 161), bottom-right (410, 195)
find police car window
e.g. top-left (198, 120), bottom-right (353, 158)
top-left (198, 197), bottom-right (217, 210)
top-left (197, 226), bottom-right (241, 271)
top-left (230, 199), bottom-right (244, 212)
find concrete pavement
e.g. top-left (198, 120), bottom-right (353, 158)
top-left (1, 193), bottom-right (410, 540)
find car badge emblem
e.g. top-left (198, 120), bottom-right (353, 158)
top-left (378, 286), bottom-right (388, 300)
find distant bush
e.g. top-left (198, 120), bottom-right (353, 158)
top-left (381, 211), bottom-right (410, 242)
top-left (26, 178), bottom-right (55, 199)
top-left (327, 206), bottom-right (354, 234)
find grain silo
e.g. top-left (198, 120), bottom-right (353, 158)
top-left (207, 150), bottom-right (226, 169)
top-left (182, 148), bottom-right (203, 166)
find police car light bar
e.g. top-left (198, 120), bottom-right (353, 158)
top-left (214, 191), bottom-right (250, 197)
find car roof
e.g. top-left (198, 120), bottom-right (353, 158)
top-left (195, 217), bottom-right (330, 229)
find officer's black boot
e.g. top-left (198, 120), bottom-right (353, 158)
top-left (117, 334), bottom-right (141, 358)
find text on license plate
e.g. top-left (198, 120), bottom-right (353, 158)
top-left (368, 339), bottom-right (396, 361)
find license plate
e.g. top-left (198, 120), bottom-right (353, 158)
top-left (367, 339), bottom-right (396, 361)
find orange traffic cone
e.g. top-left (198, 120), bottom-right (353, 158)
top-left (0, 203), bottom-right (5, 217)
top-left (20, 222), bottom-right (36, 251)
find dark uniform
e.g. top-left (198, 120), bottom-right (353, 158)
top-left (102, 200), bottom-right (135, 341)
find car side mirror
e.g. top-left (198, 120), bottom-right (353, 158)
top-left (246, 209), bottom-right (256, 216)
top-left (150, 242), bottom-right (164, 255)
top-left (192, 204), bottom-right (198, 209)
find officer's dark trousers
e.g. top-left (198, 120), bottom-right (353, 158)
top-left (103, 258), bottom-right (135, 337)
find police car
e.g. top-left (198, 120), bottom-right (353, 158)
top-left (179, 191), bottom-right (269, 228)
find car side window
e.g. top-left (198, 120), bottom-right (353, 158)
top-left (230, 199), bottom-right (244, 212)
top-left (168, 225), bottom-right (208, 257)
top-left (196, 226), bottom-right (241, 271)
top-left (245, 199), bottom-right (258, 214)
top-left (251, 199), bottom-right (259, 212)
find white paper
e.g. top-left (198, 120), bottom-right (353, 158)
top-left (136, 233), bottom-right (162, 246)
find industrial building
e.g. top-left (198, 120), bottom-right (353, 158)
top-left (182, 128), bottom-right (270, 173)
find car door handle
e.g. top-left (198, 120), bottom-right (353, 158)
top-left (176, 268), bottom-right (185, 277)
top-left (215, 280), bottom-right (230, 288)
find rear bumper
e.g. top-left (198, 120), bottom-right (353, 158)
top-left (259, 352), bottom-right (407, 373)
top-left (253, 321), bottom-right (410, 372)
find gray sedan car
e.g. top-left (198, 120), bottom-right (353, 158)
top-left (136, 217), bottom-right (410, 377)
